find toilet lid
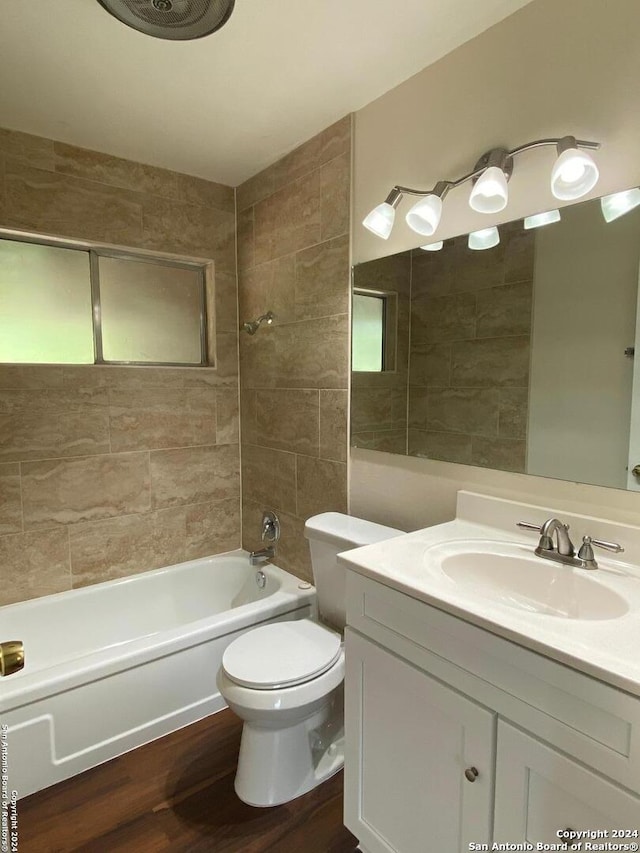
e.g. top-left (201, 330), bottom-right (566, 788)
top-left (222, 621), bottom-right (342, 690)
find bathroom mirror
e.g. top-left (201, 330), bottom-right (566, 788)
top-left (351, 188), bottom-right (640, 492)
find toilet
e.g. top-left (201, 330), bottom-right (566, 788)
top-left (216, 511), bottom-right (403, 807)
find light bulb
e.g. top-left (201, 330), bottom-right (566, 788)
top-left (362, 202), bottom-right (396, 240)
top-left (406, 194), bottom-right (443, 236)
top-left (524, 209), bottom-right (561, 230)
top-left (551, 139), bottom-right (599, 200)
top-left (600, 188), bottom-right (640, 223)
top-left (420, 241), bottom-right (444, 251)
top-left (469, 166), bottom-right (509, 214)
top-left (468, 227), bottom-right (500, 250)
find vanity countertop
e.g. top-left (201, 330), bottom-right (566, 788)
top-left (338, 492), bottom-right (640, 697)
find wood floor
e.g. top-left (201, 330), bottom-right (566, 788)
top-left (17, 709), bottom-right (358, 853)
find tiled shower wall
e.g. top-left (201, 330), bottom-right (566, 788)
top-left (0, 128), bottom-right (240, 605)
top-left (237, 116), bottom-right (351, 580)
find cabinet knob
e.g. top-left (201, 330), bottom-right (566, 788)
top-left (464, 766), bottom-right (479, 782)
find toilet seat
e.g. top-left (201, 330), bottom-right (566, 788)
top-left (222, 620), bottom-right (341, 690)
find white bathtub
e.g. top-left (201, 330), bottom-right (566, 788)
top-left (0, 552), bottom-right (315, 799)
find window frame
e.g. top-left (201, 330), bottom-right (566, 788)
top-left (352, 286), bottom-right (398, 373)
top-left (0, 228), bottom-right (212, 368)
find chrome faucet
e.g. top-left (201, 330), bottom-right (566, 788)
top-left (517, 518), bottom-right (624, 570)
top-left (249, 510), bottom-right (280, 566)
top-left (249, 545), bottom-right (275, 566)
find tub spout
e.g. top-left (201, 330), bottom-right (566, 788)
top-left (0, 640), bottom-right (24, 676)
top-left (249, 546), bottom-right (275, 566)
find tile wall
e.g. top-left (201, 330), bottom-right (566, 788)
top-left (0, 129), bottom-right (240, 605)
top-left (408, 224), bottom-right (534, 472)
top-left (237, 116), bottom-right (351, 580)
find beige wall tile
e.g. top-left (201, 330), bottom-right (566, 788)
top-left (476, 280), bottom-right (533, 338)
top-left (141, 197), bottom-right (236, 273)
top-left (451, 337), bottom-right (530, 387)
top-left (0, 128), bottom-right (54, 171)
top-left (239, 324), bottom-right (280, 390)
top-left (210, 331), bottom-right (239, 386)
top-left (504, 229), bottom-right (535, 283)
top-left (499, 387), bottom-right (529, 439)
top-left (351, 386), bottom-right (407, 433)
top-left (236, 165), bottom-right (276, 212)
top-left (411, 293), bottom-right (477, 345)
top-left (0, 387), bottom-right (108, 415)
top-left (237, 206), bottom-right (255, 273)
top-left (0, 366), bottom-right (64, 390)
top-left (150, 444), bottom-right (239, 509)
top-left (320, 390), bottom-right (348, 462)
top-left (351, 430), bottom-right (407, 454)
top-left (214, 271), bottom-right (239, 334)
top-left (277, 314), bottom-right (349, 389)
top-left (319, 116), bottom-right (352, 165)
top-left (451, 241), bottom-right (506, 292)
top-left (410, 247), bottom-right (455, 299)
top-left (253, 195), bottom-right (274, 266)
top-left (185, 497), bottom-right (241, 560)
top-left (22, 452), bottom-right (151, 529)
top-left (216, 388), bottom-right (239, 445)
top-left (471, 435), bottom-right (526, 473)
top-left (53, 142), bottom-right (178, 199)
top-left (255, 389), bottom-right (320, 456)
top-left (320, 153), bottom-right (350, 241)
top-left (354, 251), bottom-right (411, 294)
top-left (295, 235), bottom-right (349, 320)
top-left (0, 411), bottom-right (111, 463)
top-left (273, 134), bottom-right (323, 192)
top-left (424, 388), bottom-right (500, 437)
top-left (296, 456), bottom-right (347, 519)
top-left (241, 443), bottom-right (296, 515)
top-left (239, 255), bottom-right (296, 328)
top-left (409, 343), bottom-right (452, 388)
top-left (0, 528), bottom-right (71, 606)
top-left (259, 172), bottom-right (322, 261)
top-left (0, 463), bottom-right (22, 535)
top-left (408, 429), bottom-right (473, 464)
top-left (4, 161), bottom-right (143, 245)
top-left (240, 389), bottom-right (257, 446)
top-left (175, 173), bottom-right (235, 213)
top-left (108, 387), bottom-right (217, 452)
top-left (69, 508), bottom-right (186, 587)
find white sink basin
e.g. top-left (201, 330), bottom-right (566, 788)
top-left (425, 540), bottom-right (629, 620)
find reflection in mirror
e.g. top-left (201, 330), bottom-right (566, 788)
top-left (351, 189), bottom-right (640, 492)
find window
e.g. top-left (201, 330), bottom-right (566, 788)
top-left (352, 288), bottom-right (397, 372)
top-left (0, 236), bottom-right (210, 366)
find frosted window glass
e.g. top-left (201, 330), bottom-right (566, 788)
top-left (0, 239), bottom-right (94, 364)
top-left (99, 256), bottom-right (204, 364)
top-left (352, 293), bottom-right (384, 372)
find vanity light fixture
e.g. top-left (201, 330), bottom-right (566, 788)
top-left (468, 227), bottom-right (500, 251)
top-left (600, 188), bottom-right (640, 223)
top-left (524, 209), bottom-right (561, 230)
top-left (363, 136), bottom-right (601, 241)
top-left (420, 241), bottom-right (444, 251)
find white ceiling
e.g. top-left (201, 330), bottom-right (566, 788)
top-left (0, 0), bottom-right (533, 186)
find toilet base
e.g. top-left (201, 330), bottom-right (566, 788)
top-left (234, 686), bottom-right (344, 807)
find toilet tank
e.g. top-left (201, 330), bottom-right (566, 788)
top-left (303, 512), bottom-right (404, 629)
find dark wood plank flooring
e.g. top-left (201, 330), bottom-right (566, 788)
top-left (17, 709), bottom-right (358, 852)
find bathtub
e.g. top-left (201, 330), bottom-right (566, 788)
top-left (0, 552), bottom-right (315, 799)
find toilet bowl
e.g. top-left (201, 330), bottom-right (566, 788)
top-left (217, 512), bottom-right (403, 807)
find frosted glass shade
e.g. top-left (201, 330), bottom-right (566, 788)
top-left (600, 188), bottom-right (640, 223)
top-left (468, 227), bottom-right (500, 250)
top-left (524, 209), bottom-right (561, 230)
top-left (420, 241), bottom-right (444, 251)
top-left (405, 194), bottom-right (443, 236)
top-left (551, 148), bottom-right (599, 200)
top-left (363, 202), bottom-right (396, 239)
top-left (469, 166), bottom-right (509, 214)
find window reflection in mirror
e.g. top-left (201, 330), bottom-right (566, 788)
top-left (351, 188), bottom-right (640, 493)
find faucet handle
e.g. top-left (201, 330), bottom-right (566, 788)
top-left (578, 535), bottom-right (624, 558)
top-left (517, 521), bottom-right (543, 532)
top-left (261, 510), bottom-right (280, 543)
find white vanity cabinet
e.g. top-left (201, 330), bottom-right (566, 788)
top-left (344, 572), bottom-right (640, 853)
top-left (345, 630), bottom-right (495, 853)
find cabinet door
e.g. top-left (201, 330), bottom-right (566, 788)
top-left (494, 721), bottom-right (640, 844)
top-left (345, 629), bottom-right (495, 853)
